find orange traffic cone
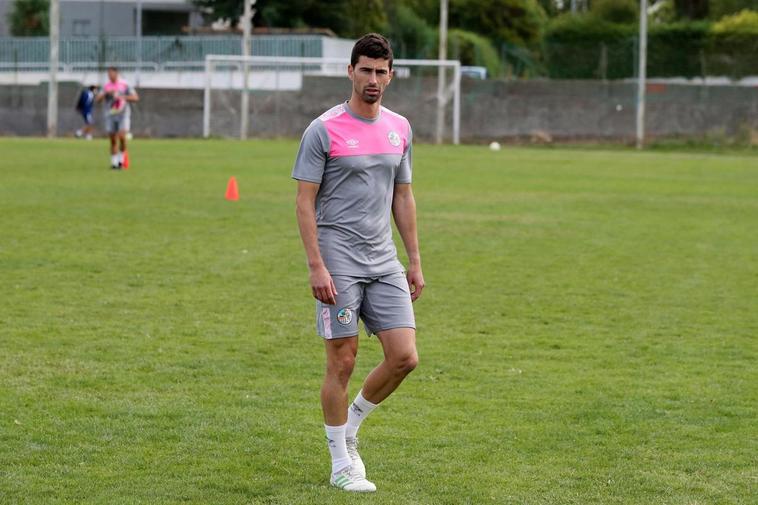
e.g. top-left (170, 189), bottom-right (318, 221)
top-left (121, 150), bottom-right (130, 169)
top-left (225, 176), bottom-right (239, 201)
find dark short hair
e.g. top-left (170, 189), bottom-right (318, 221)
top-left (351, 33), bottom-right (393, 69)
top-left (107, 66), bottom-right (118, 72)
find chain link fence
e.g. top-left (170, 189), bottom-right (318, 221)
top-left (0, 34), bottom-right (756, 143)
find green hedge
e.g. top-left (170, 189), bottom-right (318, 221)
top-left (708, 10), bottom-right (758, 77)
top-left (543, 12), bottom-right (758, 79)
top-left (447, 29), bottom-right (503, 78)
top-left (647, 22), bottom-right (710, 77)
top-left (543, 14), bottom-right (635, 79)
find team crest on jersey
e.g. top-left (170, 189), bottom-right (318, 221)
top-left (337, 308), bottom-right (353, 325)
top-left (387, 130), bottom-right (401, 147)
top-left (346, 138), bottom-right (359, 149)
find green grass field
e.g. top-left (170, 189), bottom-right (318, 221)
top-left (1, 138), bottom-right (756, 504)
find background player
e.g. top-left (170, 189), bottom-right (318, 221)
top-left (74, 85), bottom-right (98, 140)
top-left (96, 67), bottom-right (139, 169)
top-left (293, 33), bottom-right (425, 493)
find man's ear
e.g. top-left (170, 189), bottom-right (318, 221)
top-left (347, 64), bottom-right (354, 82)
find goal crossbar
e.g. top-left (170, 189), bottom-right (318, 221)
top-left (202, 54), bottom-right (461, 144)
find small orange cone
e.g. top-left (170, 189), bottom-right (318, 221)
top-left (225, 176), bottom-right (239, 201)
top-left (121, 150), bottom-right (130, 169)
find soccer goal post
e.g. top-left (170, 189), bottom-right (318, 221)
top-left (203, 55), bottom-right (462, 144)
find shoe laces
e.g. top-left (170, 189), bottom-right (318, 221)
top-left (334, 464), bottom-right (364, 482)
top-left (345, 437), bottom-right (360, 459)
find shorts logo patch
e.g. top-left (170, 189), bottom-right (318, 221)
top-left (337, 307), bottom-right (353, 325)
top-left (387, 130), bottom-right (401, 147)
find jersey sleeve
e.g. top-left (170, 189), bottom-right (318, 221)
top-left (395, 124), bottom-right (412, 184)
top-left (292, 120), bottom-right (330, 183)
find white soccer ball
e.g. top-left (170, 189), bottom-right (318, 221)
top-left (489, 141), bottom-right (501, 151)
top-left (616, 104), bottom-right (623, 112)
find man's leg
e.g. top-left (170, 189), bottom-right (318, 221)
top-left (346, 273), bottom-right (417, 446)
top-left (341, 327), bottom-right (417, 479)
top-left (361, 327), bottom-right (418, 405)
top-left (322, 336), bottom-right (376, 492)
top-left (84, 119), bottom-right (93, 138)
top-left (322, 336), bottom-right (357, 476)
top-left (322, 335), bottom-right (358, 426)
top-left (84, 113), bottom-right (94, 139)
top-left (109, 133), bottom-right (119, 168)
top-left (118, 131), bottom-right (127, 165)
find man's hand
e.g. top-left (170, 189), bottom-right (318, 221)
top-left (406, 266), bottom-right (425, 302)
top-left (310, 265), bottom-right (338, 305)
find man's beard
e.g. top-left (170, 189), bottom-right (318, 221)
top-left (359, 86), bottom-right (381, 104)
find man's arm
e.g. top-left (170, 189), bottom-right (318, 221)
top-left (125, 88), bottom-right (139, 103)
top-left (296, 180), bottom-right (337, 305)
top-left (392, 183), bottom-right (424, 302)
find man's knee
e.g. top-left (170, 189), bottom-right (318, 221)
top-left (391, 351), bottom-right (418, 376)
top-left (327, 352), bottom-right (356, 383)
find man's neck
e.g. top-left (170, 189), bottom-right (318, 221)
top-left (347, 95), bottom-right (381, 120)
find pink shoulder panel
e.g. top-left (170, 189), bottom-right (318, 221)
top-left (322, 106), bottom-right (409, 157)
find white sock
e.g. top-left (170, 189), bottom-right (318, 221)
top-left (118, 151), bottom-right (125, 163)
top-left (111, 154), bottom-right (119, 166)
top-left (345, 390), bottom-right (378, 439)
top-left (324, 423), bottom-right (351, 474)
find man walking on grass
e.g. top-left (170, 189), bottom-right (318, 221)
top-left (96, 67), bottom-right (138, 170)
top-left (293, 33), bottom-right (425, 493)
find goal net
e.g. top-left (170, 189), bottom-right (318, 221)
top-left (203, 55), bottom-right (461, 143)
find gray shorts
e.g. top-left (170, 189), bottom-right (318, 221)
top-left (105, 114), bottom-right (130, 134)
top-left (315, 272), bottom-right (416, 339)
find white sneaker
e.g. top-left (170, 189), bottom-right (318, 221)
top-left (345, 437), bottom-right (366, 478)
top-left (330, 466), bottom-right (376, 492)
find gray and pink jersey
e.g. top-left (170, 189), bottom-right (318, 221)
top-left (102, 78), bottom-right (133, 118)
top-left (292, 102), bottom-right (413, 277)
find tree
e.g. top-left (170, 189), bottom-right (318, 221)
top-left (591, 0), bottom-right (638, 24)
top-left (709, 0), bottom-right (758, 20)
top-left (193, 0), bottom-right (387, 37)
top-left (450, 0), bottom-right (548, 47)
top-left (8, 0), bottom-right (49, 36)
top-left (383, 2), bottom-right (437, 58)
top-left (674, 0), bottom-right (709, 19)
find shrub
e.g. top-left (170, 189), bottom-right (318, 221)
top-left (447, 28), bottom-right (503, 77)
top-left (591, 0), bottom-right (639, 24)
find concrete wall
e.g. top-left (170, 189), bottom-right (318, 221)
top-left (1, 78), bottom-right (756, 141)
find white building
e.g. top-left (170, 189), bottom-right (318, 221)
top-left (0, 0), bottom-right (204, 37)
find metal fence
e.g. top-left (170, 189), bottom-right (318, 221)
top-left (0, 35), bottom-right (325, 67)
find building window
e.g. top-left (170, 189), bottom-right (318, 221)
top-left (72, 19), bottom-right (91, 37)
